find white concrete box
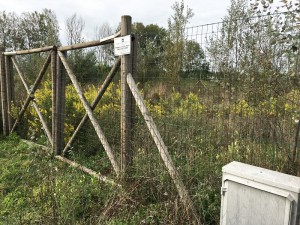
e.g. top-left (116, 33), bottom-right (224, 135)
top-left (220, 161), bottom-right (300, 225)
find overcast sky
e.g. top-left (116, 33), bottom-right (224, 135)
top-left (0, 0), bottom-right (231, 44)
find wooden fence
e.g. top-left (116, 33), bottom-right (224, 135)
top-left (0, 15), bottom-right (201, 224)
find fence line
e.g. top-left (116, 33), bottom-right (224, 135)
top-left (127, 72), bottom-right (199, 223)
top-left (11, 54), bottom-right (53, 145)
top-left (0, 47), bottom-right (8, 135)
top-left (0, 15), bottom-right (200, 224)
top-left (57, 50), bottom-right (121, 175)
top-left (1, 11), bottom-right (299, 224)
top-left (62, 57), bottom-right (121, 155)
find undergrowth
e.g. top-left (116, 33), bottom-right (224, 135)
top-left (0, 134), bottom-right (213, 224)
top-left (6, 77), bottom-right (300, 224)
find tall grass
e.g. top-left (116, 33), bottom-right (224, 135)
top-left (6, 74), bottom-right (300, 224)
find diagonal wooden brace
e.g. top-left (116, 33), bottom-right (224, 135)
top-left (11, 54), bottom-right (53, 145)
top-left (63, 57), bottom-right (121, 155)
top-left (58, 51), bottom-right (120, 176)
top-left (127, 73), bottom-right (201, 224)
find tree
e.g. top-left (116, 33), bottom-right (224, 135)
top-left (133, 22), bottom-right (167, 82)
top-left (20, 9), bottom-right (60, 48)
top-left (207, 0), bottom-right (276, 99)
top-left (251, 0), bottom-right (300, 174)
top-left (250, 0), bottom-right (300, 84)
top-left (207, 0), bottom-right (299, 102)
top-left (0, 9), bottom-right (60, 50)
top-left (70, 50), bottom-right (100, 83)
top-left (65, 13), bottom-right (85, 45)
top-left (164, 0), bottom-right (194, 86)
top-left (208, 0), bottom-right (253, 75)
top-left (182, 40), bottom-right (209, 78)
top-left (65, 14), bottom-right (100, 83)
top-left (0, 11), bottom-right (20, 50)
top-left (94, 22), bottom-right (114, 66)
top-left (0, 9), bottom-right (60, 83)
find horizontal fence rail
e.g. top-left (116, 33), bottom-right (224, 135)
top-left (58, 31), bottom-right (121, 51)
top-left (4, 46), bottom-right (56, 56)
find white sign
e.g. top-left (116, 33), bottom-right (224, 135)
top-left (114, 35), bottom-right (131, 56)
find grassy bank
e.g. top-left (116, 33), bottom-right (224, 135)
top-left (1, 134), bottom-right (217, 224)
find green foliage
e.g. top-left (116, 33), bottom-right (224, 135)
top-left (133, 7), bottom-right (208, 84)
top-left (7, 76), bottom-right (300, 225)
top-left (95, 22), bottom-right (115, 65)
top-left (0, 9), bottom-right (60, 83)
top-left (65, 13), bottom-right (85, 45)
top-left (67, 50), bottom-right (103, 83)
top-left (0, 134), bottom-right (118, 224)
top-left (147, 91), bottom-right (204, 117)
top-left (133, 23), bottom-right (167, 82)
top-left (182, 40), bottom-right (210, 78)
top-left (0, 9), bottom-right (60, 50)
top-left (208, 0), bottom-right (300, 102)
top-left (164, 0), bottom-right (195, 86)
top-left (250, 0), bottom-right (300, 78)
top-left (3, 1), bottom-right (300, 224)
top-left (20, 9), bottom-right (60, 48)
top-left (0, 11), bottom-right (19, 49)
top-left (23, 80), bottom-right (120, 147)
top-left (0, 134), bottom-right (220, 224)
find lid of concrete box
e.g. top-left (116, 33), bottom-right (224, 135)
top-left (222, 161), bottom-right (300, 193)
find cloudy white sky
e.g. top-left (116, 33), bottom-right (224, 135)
top-left (0, 0), bottom-right (231, 44)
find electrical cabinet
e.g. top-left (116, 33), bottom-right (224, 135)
top-left (220, 161), bottom-right (300, 225)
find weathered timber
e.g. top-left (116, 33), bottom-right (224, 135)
top-left (54, 51), bottom-right (66, 154)
top-left (55, 156), bottom-right (120, 187)
top-left (21, 139), bottom-right (119, 186)
top-left (51, 48), bottom-right (57, 151)
top-left (57, 51), bottom-right (120, 176)
top-left (11, 53), bottom-right (51, 133)
top-left (126, 73), bottom-right (201, 224)
top-left (4, 46), bottom-right (55, 56)
top-left (0, 48), bottom-right (9, 135)
top-left (292, 120), bottom-right (300, 174)
top-left (11, 57), bottom-right (53, 145)
top-left (120, 15), bottom-right (134, 176)
top-left (62, 57), bottom-right (121, 155)
top-left (5, 56), bottom-right (14, 131)
top-left (58, 32), bottom-right (121, 51)
top-left (11, 58), bottom-right (27, 87)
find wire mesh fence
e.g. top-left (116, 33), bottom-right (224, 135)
top-left (131, 11), bottom-right (300, 223)
top-left (3, 11), bottom-right (300, 224)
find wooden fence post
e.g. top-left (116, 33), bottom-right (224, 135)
top-left (51, 47), bottom-right (57, 152)
top-left (120, 15), bottom-right (134, 176)
top-left (0, 49), bottom-right (2, 134)
top-left (0, 47), bottom-right (9, 135)
top-left (5, 55), bottom-right (14, 132)
top-left (54, 50), bottom-right (66, 155)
